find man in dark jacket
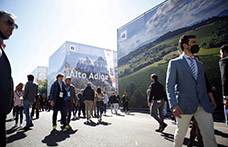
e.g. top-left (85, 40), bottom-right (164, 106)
top-left (23, 74), bottom-right (38, 130)
top-left (219, 44), bottom-right (228, 126)
top-left (83, 83), bottom-right (94, 122)
top-left (110, 91), bottom-right (120, 114)
top-left (148, 74), bottom-right (167, 132)
top-left (0, 11), bottom-right (17, 146)
top-left (50, 73), bottom-right (68, 131)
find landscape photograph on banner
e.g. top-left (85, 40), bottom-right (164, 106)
top-left (117, 0), bottom-right (228, 108)
top-left (48, 41), bottom-right (118, 94)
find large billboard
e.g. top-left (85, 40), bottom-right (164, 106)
top-left (117, 0), bottom-right (228, 108)
top-left (48, 41), bottom-right (118, 94)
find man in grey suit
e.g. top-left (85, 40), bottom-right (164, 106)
top-left (219, 44), bottom-right (228, 126)
top-left (0, 11), bottom-right (18, 146)
top-left (23, 74), bottom-right (38, 130)
top-left (166, 35), bottom-right (217, 147)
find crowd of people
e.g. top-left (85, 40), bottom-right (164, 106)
top-left (1, 11), bottom-right (228, 147)
top-left (10, 73), bottom-right (129, 132)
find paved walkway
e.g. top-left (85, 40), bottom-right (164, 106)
top-left (5, 110), bottom-right (228, 147)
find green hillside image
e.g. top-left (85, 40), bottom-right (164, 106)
top-left (118, 16), bottom-right (228, 108)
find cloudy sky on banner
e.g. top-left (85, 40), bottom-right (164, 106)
top-left (117, 0), bottom-right (228, 59)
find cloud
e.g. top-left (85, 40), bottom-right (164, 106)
top-left (145, 0), bottom-right (228, 40)
top-left (118, 30), bottom-right (146, 59)
top-left (118, 0), bottom-right (228, 59)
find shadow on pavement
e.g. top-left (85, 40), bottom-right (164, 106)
top-left (125, 113), bottom-right (135, 116)
top-left (41, 129), bottom-right (78, 146)
top-left (6, 127), bottom-right (18, 135)
top-left (115, 113), bottom-right (125, 117)
top-left (103, 114), bottom-right (113, 117)
top-left (160, 132), bottom-right (200, 146)
top-left (6, 129), bottom-right (29, 143)
top-left (84, 120), bottom-right (112, 127)
top-left (214, 129), bottom-right (228, 138)
top-left (6, 118), bottom-right (14, 122)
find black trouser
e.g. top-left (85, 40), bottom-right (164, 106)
top-left (52, 100), bottom-right (67, 126)
top-left (15, 106), bottom-right (23, 124)
top-left (40, 103), bottom-right (44, 111)
top-left (66, 101), bottom-right (73, 125)
top-left (12, 106), bottom-right (16, 118)
top-left (123, 101), bottom-right (129, 112)
top-left (31, 104), bottom-right (39, 118)
top-left (150, 99), bottom-right (165, 125)
top-left (0, 115), bottom-right (6, 147)
top-left (78, 102), bottom-right (85, 117)
top-left (73, 105), bottom-right (78, 116)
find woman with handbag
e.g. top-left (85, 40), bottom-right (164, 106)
top-left (13, 83), bottom-right (24, 128)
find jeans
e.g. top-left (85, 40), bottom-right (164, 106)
top-left (0, 115), bottom-right (6, 146)
top-left (113, 103), bottom-right (119, 114)
top-left (110, 103), bottom-right (113, 113)
top-left (163, 101), bottom-right (167, 116)
top-left (23, 100), bottom-right (33, 128)
top-left (15, 106), bottom-right (24, 124)
top-left (96, 101), bottom-right (104, 117)
top-left (224, 99), bottom-right (228, 126)
top-left (104, 104), bottom-right (107, 114)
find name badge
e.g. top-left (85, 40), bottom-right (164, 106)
top-left (59, 92), bottom-right (63, 98)
top-left (157, 100), bottom-right (161, 103)
top-left (68, 92), bottom-right (71, 97)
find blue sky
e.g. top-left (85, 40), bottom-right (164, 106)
top-left (0, 0), bottom-right (164, 85)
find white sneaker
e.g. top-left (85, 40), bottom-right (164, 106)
top-left (19, 124), bottom-right (23, 127)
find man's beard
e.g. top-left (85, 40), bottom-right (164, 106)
top-left (0, 31), bottom-right (8, 39)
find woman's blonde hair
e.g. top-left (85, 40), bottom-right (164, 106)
top-left (15, 83), bottom-right (23, 92)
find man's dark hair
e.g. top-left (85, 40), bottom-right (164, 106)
top-left (179, 35), bottom-right (196, 51)
top-left (27, 74), bottom-right (34, 81)
top-left (151, 74), bottom-right (158, 82)
top-left (220, 44), bottom-right (228, 53)
top-left (96, 87), bottom-right (101, 94)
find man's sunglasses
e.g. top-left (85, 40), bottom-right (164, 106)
top-left (0, 19), bottom-right (18, 29)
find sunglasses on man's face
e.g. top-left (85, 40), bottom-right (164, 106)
top-left (0, 19), bottom-right (18, 29)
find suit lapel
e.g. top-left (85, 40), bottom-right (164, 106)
top-left (0, 46), bottom-right (12, 73)
top-left (179, 55), bottom-right (195, 80)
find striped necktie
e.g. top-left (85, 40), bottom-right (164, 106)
top-left (188, 58), bottom-right (197, 80)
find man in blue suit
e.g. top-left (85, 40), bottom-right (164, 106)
top-left (0, 11), bottom-right (18, 146)
top-left (166, 35), bottom-right (217, 147)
